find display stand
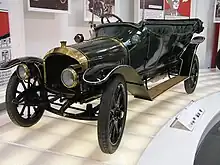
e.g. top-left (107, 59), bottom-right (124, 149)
top-left (138, 91), bottom-right (220, 165)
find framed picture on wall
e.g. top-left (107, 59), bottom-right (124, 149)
top-left (134, 0), bottom-right (164, 22)
top-left (164, 0), bottom-right (191, 19)
top-left (84, 0), bottom-right (118, 22)
top-left (0, 1), bottom-right (12, 90)
top-left (214, 0), bottom-right (220, 22)
top-left (27, 0), bottom-right (71, 14)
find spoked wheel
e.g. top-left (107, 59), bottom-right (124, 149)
top-left (184, 55), bottom-right (199, 94)
top-left (6, 72), bottom-right (46, 127)
top-left (98, 75), bottom-right (127, 154)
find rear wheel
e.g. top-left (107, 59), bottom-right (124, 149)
top-left (184, 55), bottom-right (199, 94)
top-left (97, 75), bottom-right (128, 154)
top-left (6, 72), bottom-right (45, 127)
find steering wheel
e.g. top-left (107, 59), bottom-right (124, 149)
top-left (101, 13), bottom-right (123, 24)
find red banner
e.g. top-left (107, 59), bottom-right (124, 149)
top-left (0, 12), bottom-right (10, 37)
top-left (164, 0), bottom-right (191, 17)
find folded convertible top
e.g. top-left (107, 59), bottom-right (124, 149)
top-left (143, 18), bottom-right (204, 34)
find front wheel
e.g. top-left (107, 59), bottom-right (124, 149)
top-left (6, 72), bottom-right (46, 127)
top-left (184, 54), bottom-right (199, 94)
top-left (97, 75), bottom-right (128, 154)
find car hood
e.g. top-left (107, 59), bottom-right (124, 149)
top-left (69, 37), bottom-right (128, 67)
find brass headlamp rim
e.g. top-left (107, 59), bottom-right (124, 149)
top-left (61, 68), bottom-right (78, 88)
top-left (17, 63), bottom-right (30, 80)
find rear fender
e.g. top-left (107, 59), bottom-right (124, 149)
top-left (190, 36), bottom-right (205, 45)
top-left (0, 56), bottom-right (44, 80)
top-left (83, 63), bottom-right (144, 86)
top-left (180, 36), bottom-right (204, 76)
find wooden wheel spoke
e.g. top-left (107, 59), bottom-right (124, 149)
top-left (20, 105), bottom-right (26, 116)
top-left (109, 117), bottom-right (119, 139)
top-left (18, 98), bottom-right (25, 104)
top-left (33, 107), bottom-right (38, 112)
top-left (110, 109), bottom-right (114, 116)
top-left (27, 106), bottom-right (31, 118)
top-left (119, 103), bottom-right (124, 111)
top-left (27, 78), bottom-right (31, 88)
top-left (20, 80), bottom-right (26, 90)
top-left (15, 92), bottom-right (25, 103)
top-left (111, 121), bottom-right (119, 143)
top-left (31, 78), bottom-right (37, 87)
top-left (112, 85), bottom-right (122, 108)
top-left (113, 120), bottom-right (119, 134)
top-left (109, 121), bottom-right (114, 137)
top-left (116, 92), bottom-right (122, 105)
top-left (109, 122), bottom-right (116, 141)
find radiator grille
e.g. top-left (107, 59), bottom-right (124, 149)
top-left (44, 54), bottom-right (79, 92)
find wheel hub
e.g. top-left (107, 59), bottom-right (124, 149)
top-left (23, 88), bottom-right (40, 103)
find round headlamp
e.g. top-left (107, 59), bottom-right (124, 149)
top-left (61, 68), bottom-right (78, 88)
top-left (17, 64), bottom-right (30, 80)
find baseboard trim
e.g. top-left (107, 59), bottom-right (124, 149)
top-left (0, 103), bottom-right (5, 111)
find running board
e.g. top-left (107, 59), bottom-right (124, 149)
top-left (127, 76), bottom-right (187, 101)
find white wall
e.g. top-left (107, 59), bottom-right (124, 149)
top-left (23, 0), bottom-right (90, 57)
top-left (8, 0), bottom-right (26, 59)
top-left (194, 0), bottom-right (216, 68)
top-left (23, 0), bottom-right (134, 58)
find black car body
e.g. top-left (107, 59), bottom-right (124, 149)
top-left (0, 14), bottom-right (205, 154)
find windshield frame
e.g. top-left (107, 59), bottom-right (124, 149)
top-left (93, 23), bottom-right (141, 41)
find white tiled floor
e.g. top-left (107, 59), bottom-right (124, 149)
top-left (0, 69), bottom-right (219, 165)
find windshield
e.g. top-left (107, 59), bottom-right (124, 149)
top-left (94, 25), bottom-right (139, 43)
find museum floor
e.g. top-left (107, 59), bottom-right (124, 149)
top-left (0, 69), bottom-right (219, 165)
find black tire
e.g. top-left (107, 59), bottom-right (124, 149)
top-left (184, 54), bottom-right (199, 94)
top-left (6, 72), bottom-right (45, 127)
top-left (97, 75), bottom-right (128, 154)
top-left (216, 50), bottom-right (220, 70)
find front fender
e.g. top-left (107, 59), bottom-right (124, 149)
top-left (0, 56), bottom-right (44, 82)
top-left (0, 56), bottom-right (43, 70)
top-left (83, 63), bottom-right (144, 86)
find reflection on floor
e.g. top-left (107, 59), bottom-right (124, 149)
top-left (0, 69), bottom-right (220, 165)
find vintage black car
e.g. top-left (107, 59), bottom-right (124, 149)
top-left (0, 14), bottom-right (204, 154)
